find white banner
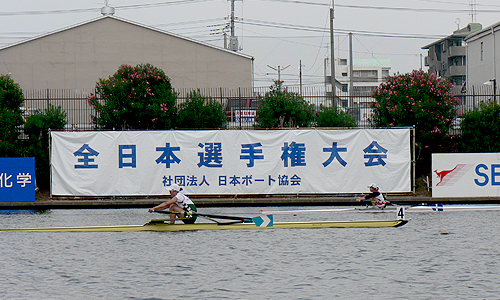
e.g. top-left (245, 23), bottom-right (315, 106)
top-left (51, 129), bottom-right (411, 196)
top-left (432, 153), bottom-right (500, 198)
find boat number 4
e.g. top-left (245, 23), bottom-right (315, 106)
top-left (397, 207), bottom-right (406, 220)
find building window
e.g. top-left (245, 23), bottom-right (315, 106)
top-left (481, 42), bottom-right (484, 61)
top-left (341, 84), bottom-right (348, 92)
top-left (436, 44), bottom-right (442, 61)
top-left (353, 86), bottom-right (377, 92)
top-left (353, 70), bottom-right (377, 78)
top-left (342, 72), bottom-right (348, 77)
top-left (339, 59), bottom-right (347, 65)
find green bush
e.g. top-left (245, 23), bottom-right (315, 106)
top-left (177, 90), bottom-right (227, 129)
top-left (255, 81), bottom-right (315, 128)
top-left (371, 70), bottom-right (460, 175)
top-left (316, 105), bottom-right (358, 127)
top-left (0, 74), bottom-right (24, 157)
top-left (88, 64), bottom-right (177, 130)
top-left (24, 105), bottom-right (67, 190)
top-left (459, 101), bottom-right (500, 152)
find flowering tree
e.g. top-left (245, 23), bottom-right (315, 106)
top-left (255, 80), bottom-right (315, 128)
top-left (88, 64), bottom-right (177, 130)
top-left (371, 70), bottom-right (461, 174)
top-left (0, 74), bottom-right (24, 156)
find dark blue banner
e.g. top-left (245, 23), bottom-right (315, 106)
top-left (0, 157), bottom-right (36, 202)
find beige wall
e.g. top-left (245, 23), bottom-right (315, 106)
top-left (0, 17), bottom-right (254, 90)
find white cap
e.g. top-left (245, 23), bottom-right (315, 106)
top-left (167, 183), bottom-right (181, 192)
top-left (368, 183), bottom-right (379, 190)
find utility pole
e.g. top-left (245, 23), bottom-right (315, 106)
top-left (229, 0), bottom-right (238, 51)
top-left (329, 2), bottom-right (336, 107)
top-left (493, 27), bottom-right (497, 104)
top-left (299, 60), bottom-right (303, 95)
top-left (349, 32), bottom-right (354, 108)
top-left (267, 64), bottom-right (290, 82)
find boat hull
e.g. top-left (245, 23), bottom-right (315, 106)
top-left (359, 205), bottom-right (500, 213)
top-left (0, 219), bottom-right (408, 232)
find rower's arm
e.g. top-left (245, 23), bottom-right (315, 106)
top-left (149, 197), bottom-right (176, 212)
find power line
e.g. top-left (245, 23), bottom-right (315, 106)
top-left (260, 0), bottom-right (500, 13)
top-left (240, 19), bottom-right (445, 39)
top-left (3, 0), bottom-right (500, 17)
top-left (0, 0), bottom-right (213, 16)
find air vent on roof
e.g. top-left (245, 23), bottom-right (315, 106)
top-left (101, 1), bottom-right (115, 16)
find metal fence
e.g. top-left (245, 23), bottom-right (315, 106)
top-left (22, 85), bottom-right (499, 131)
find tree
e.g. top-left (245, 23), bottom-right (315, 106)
top-left (459, 101), bottom-right (500, 152)
top-left (24, 105), bottom-right (67, 189)
top-left (370, 70), bottom-right (461, 175)
top-left (88, 64), bottom-right (177, 130)
top-left (0, 74), bottom-right (24, 157)
top-left (177, 90), bottom-right (227, 129)
top-left (316, 105), bottom-right (358, 127)
top-left (255, 81), bottom-right (315, 128)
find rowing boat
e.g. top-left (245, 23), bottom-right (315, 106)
top-left (0, 208), bottom-right (410, 232)
top-left (0, 219), bottom-right (409, 232)
top-left (356, 204), bottom-right (500, 212)
top-left (262, 204), bottom-right (500, 214)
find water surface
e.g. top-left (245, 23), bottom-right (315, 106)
top-left (0, 207), bottom-right (498, 299)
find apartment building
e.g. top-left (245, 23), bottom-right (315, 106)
top-left (464, 21), bottom-right (500, 88)
top-left (324, 57), bottom-right (390, 123)
top-left (422, 23), bottom-right (482, 86)
top-left (324, 57), bottom-right (390, 104)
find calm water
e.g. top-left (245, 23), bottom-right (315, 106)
top-left (0, 207), bottom-right (499, 300)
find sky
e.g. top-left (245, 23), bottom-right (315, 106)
top-left (1, 0), bottom-right (500, 88)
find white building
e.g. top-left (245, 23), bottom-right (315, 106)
top-left (324, 57), bottom-right (390, 107)
top-left (324, 57), bottom-right (390, 124)
top-left (465, 21), bottom-right (500, 89)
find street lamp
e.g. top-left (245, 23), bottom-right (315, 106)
top-left (484, 79), bottom-right (497, 103)
top-left (267, 64), bottom-right (290, 82)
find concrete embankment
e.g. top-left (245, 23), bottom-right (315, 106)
top-left (1, 195), bottom-right (500, 209)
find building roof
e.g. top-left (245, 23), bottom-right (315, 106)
top-left (422, 23), bottom-right (482, 49)
top-left (352, 58), bottom-right (391, 68)
top-left (0, 15), bottom-right (254, 61)
top-left (464, 21), bottom-right (500, 42)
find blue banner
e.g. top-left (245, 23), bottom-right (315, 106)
top-left (0, 157), bottom-right (36, 202)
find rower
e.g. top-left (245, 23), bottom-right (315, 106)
top-left (148, 184), bottom-right (197, 224)
top-left (356, 183), bottom-right (388, 208)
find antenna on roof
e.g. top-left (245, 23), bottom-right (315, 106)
top-left (469, 0), bottom-right (477, 23)
top-left (101, 0), bottom-right (115, 16)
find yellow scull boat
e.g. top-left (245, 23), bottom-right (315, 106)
top-left (0, 219), bottom-right (409, 232)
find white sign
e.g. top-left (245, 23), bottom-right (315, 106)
top-left (233, 109), bottom-right (256, 122)
top-left (51, 129), bottom-right (411, 196)
top-left (432, 153), bottom-right (500, 198)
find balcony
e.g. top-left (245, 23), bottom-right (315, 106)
top-left (449, 65), bottom-right (466, 77)
top-left (449, 46), bottom-right (466, 57)
top-left (424, 56), bottom-right (430, 66)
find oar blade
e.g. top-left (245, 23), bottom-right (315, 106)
top-left (252, 215), bottom-right (274, 227)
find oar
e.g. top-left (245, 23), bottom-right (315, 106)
top-left (260, 208), bottom-right (357, 214)
top-left (152, 210), bottom-right (273, 227)
top-left (153, 210), bottom-right (253, 222)
top-left (146, 218), bottom-right (190, 224)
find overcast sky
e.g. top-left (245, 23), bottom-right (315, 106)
top-left (1, 0), bottom-right (500, 88)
